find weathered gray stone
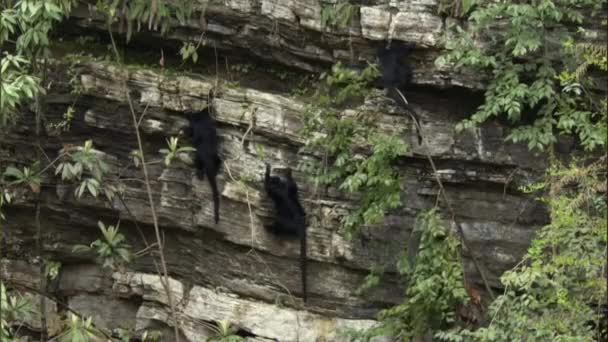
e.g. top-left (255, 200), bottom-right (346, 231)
top-left (116, 271), bottom-right (378, 342)
top-left (0, 1), bottom-right (566, 339)
top-left (68, 294), bottom-right (139, 331)
top-left (58, 264), bottom-right (112, 295)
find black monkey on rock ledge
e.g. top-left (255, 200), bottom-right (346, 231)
top-left (377, 41), bottom-right (423, 145)
top-left (264, 164), bottom-right (308, 302)
top-left (189, 106), bottom-right (221, 224)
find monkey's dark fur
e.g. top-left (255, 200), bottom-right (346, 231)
top-left (190, 107), bottom-right (221, 224)
top-left (264, 164), bottom-right (308, 302)
top-left (377, 41), bottom-right (423, 144)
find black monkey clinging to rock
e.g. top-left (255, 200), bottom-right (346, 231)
top-left (264, 164), bottom-right (308, 302)
top-left (190, 107), bottom-right (221, 224)
top-left (377, 41), bottom-right (423, 144)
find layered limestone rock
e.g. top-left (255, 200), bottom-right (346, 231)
top-left (0, 0), bottom-right (554, 340)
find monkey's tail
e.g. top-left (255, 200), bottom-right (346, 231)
top-left (300, 218), bottom-right (308, 303)
top-left (392, 88), bottom-right (423, 145)
top-left (208, 173), bottom-right (220, 224)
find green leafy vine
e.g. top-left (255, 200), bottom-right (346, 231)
top-left (299, 62), bottom-right (409, 238)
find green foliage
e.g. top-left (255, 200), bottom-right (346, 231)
top-left (73, 221), bottom-right (133, 270)
top-left (55, 140), bottom-right (116, 200)
top-left (432, 3), bottom-right (607, 336)
top-left (438, 0), bottom-right (476, 18)
top-left (117, 328), bottom-right (163, 342)
top-left (1, 0), bottom-right (74, 57)
top-left (140, 329), bottom-right (163, 341)
top-left (47, 105), bottom-right (76, 133)
top-left (321, 1), bottom-right (357, 31)
top-left (0, 282), bottom-right (34, 341)
top-left (300, 62), bottom-right (408, 237)
top-left (347, 210), bottom-right (468, 341)
top-left (0, 0), bottom-right (74, 125)
top-left (356, 265), bottom-right (384, 296)
top-left (436, 0), bottom-right (607, 151)
top-left (43, 259), bottom-right (61, 280)
top-left (555, 39), bottom-right (608, 151)
top-left (3, 161), bottom-right (41, 193)
top-left (208, 320), bottom-right (245, 342)
top-left (179, 41), bottom-right (199, 63)
top-left (57, 313), bottom-right (103, 342)
top-left (159, 136), bottom-right (195, 167)
top-left (96, 0), bottom-right (194, 43)
top-left (438, 159), bottom-right (607, 341)
top-left (0, 53), bottom-right (41, 126)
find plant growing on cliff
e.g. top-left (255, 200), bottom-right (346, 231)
top-left (55, 140), bottom-right (117, 201)
top-left (438, 158), bottom-right (607, 341)
top-left (94, 0), bottom-right (194, 43)
top-left (429, 1), bottom-right (608, 339)
top-left (208, 320), bottom-right (245, 342)
top-left (57, 314), bottom-right (103, 342)
top-left (159, 136), bottom-right (195, 167)
top-left (436, 0), bottom-right (607, 151)
top-left (0, 54), bottom-right (40, 126)
top-left (73, 221), bottom-right (133, 270)
top-left (0, 282), bottom-right (34, 340)
top-left (346, 210), bottom-right (468, 341)
top-left (300, 62), bottom-right (409, 238)
top-left (3, 162), bottom-right (41, 193)
top-left (321, 1), bottom-right (358, 31)
top-left (0, 0), bottom-right (75, 125)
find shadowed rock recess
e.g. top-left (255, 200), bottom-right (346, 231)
top-left (1, 1), bottom-right (555, 341)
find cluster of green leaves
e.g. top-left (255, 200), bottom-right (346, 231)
top-left (555, 39), bottom-right (608, 151)
top-left (437, 0), bottom-right (476, 18)
top-left (438, 159), bottom-right (607, 341)
top-left (321, 1), bottom-right (357, 31)
top-left (0, 54), bottom-right (40, 126)
top-left (3, 161), bottom-right (41, 193)
top-left (57, 314), bottom-right (103, 342)
top-left (300, 62), bottom-right (409, 237)
top-left (1, 160), bottom-right (42, 222)
top-left (73, 221), bottom-right (133, 270)
top-left (43, 259), bottom-right (62, 280)
top-left (179, 41), bottom-right (200, 63)
top-left (159, 136), bottom-right (195, 167)
top-left (56, 140), bottom-right (116, 200)
top-left (0, 282), bottom-right (34, 340)
top-left (117, 328), bottom-right (163, 342)
top-left (436, 0), bottom-right (607, 151)
top-left (208, 320), bottom-right (245, 342)
top-left (348, 210), bottom-right (468, 341)
top-left (96, 0), bottom-right (194, 43)
top-left (0, 0), bottom-right (75, 125)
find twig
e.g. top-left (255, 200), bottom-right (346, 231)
top-left (395, 89), bottom-right (496, 300)
top-left (33, 59), bottom-right (48, 342)
top-left (125, 89), bottom-right (182, 339)
top-left (136, 101), bottom-right (151, 128)
top-left (105, 20), bottom-right (182, 340)
top-left (240, 107), bottom-right (257, 147)
top-left (36, 151), bottom-right (68, 176)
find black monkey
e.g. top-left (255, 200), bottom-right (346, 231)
top-left (377, 41), bottom-right (423, 145)
top-left (190, 107), bottom-right (221, 224)
top-left (264, 164), bottom-right (308, 302)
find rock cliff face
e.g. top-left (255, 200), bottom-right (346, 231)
top-left (1, 1), bottom-right (552, 341)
